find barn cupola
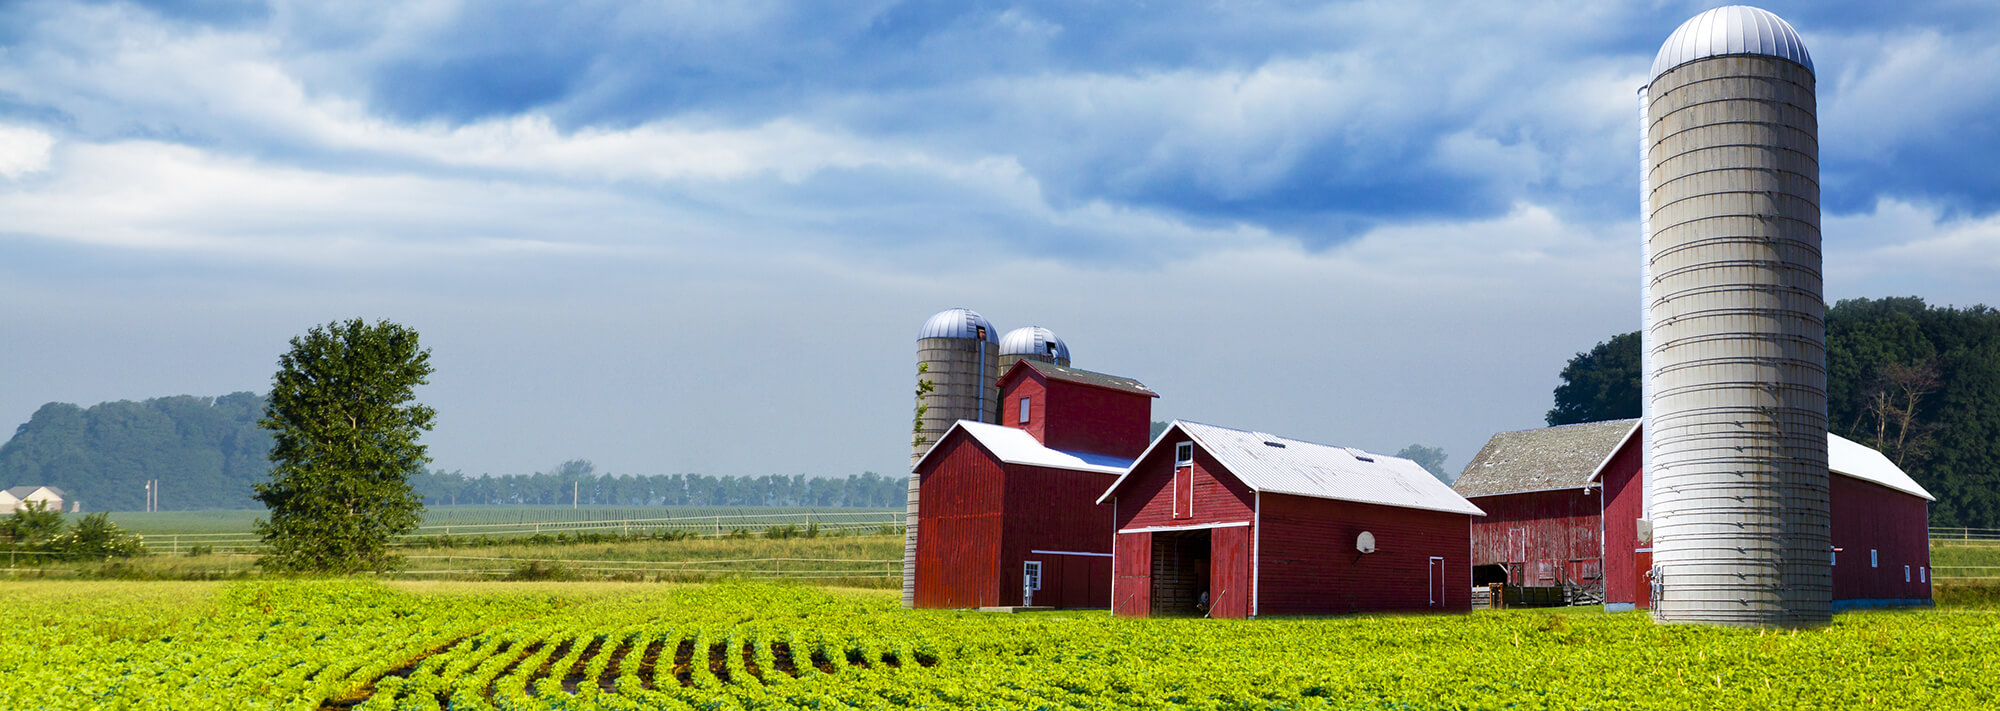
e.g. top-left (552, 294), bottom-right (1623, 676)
top-left (995, 359), bottom-right (1157, 459)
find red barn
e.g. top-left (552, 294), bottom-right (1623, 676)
top-left (909, 361), bottom-right (1156, 609)
top-left (1457, 419), bottom-right (1936, 611)
top-left (1097, 420), bottom-right (1485, 618)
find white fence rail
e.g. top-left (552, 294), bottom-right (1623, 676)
top-left (129, 510), bottom-right (905, 555)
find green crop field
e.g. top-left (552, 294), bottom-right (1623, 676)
top-left (92, 506), bottom-right (899, 537)
top-left (2, 579), bottom-right (1995, 711)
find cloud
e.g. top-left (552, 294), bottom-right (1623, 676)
top-left (0, 124), bottom-right (54, 178)
top-left (1825, 198), bottom-right (2000, 307)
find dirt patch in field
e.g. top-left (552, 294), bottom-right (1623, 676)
top-left (316, 635), bottom-right (468, 711)
top-left (483, 641), bottom-right (542, 707)
top-left (672, 638), bottom-right (696, 687)
top-left (559, 636), bottom-right (605, 694)
top-left (636, 638), bottom-right (665, 690)
top-left (707, 642), bottom-right (732, 683)
top-left (770, 642), bottom-right (800, 677)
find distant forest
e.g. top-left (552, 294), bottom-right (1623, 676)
top-left (0, 394), bottom-right (905, 512)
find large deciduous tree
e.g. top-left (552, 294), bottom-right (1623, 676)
top-left (255, 319), bottom-right (435, 573)
top-left (1546, 332), bottom-right (1642, 426)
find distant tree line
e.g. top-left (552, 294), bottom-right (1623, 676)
top-left (411, 462), bottom-right (906, 508)
top-left (0, 394), bottom-right (907, 511)
top-left (1547, 297), bottom-right (2000, 528)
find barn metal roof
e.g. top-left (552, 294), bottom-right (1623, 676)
top-left (999, 326), bottom-right (1070, 361)
top-left (912, 420), bottom-right (1131, 476)
top-left (1453, 420), bottom-right (1638, 498)
top-left (1099, 420), bottom-right (1485, 516)
top-left (916, 308), bottom-right (998, 342)
top-left (1827, 432), bottom-right (1934, 501)
top-left (1454, 419), bottom-right (1936, 502)
top-left (1009, 360), bottom-right (1157, 398)
top-left (1652, 6), bottom-right (1813, 81)
top-left (3, 485), bottom-right (63, 499)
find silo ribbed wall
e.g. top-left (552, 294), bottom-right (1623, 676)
top-left (907, 336), bottom-right (998, 607)
top-left (1644, 55), bottom-right (1829, 627)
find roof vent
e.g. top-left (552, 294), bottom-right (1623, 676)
top-left (1344, 447), bottom-right (1375, 462)
top-left (1264, 441), bottom-right (1287, 449)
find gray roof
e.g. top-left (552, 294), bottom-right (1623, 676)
top-left (1453, 420), bottom-right (1638, 498)
top-left (1652, 6), bottom-right (1812, 80)
top-left (917, 308), bottom-right (997, 342)
top-left (4, 485), bottom-right (64, 499)
top-left (1101, 420), bottom-right (1484, 516)
top-left (999, 326), bottom-right (1070, 361)
top-left (1012, 360), bottom-right (1156, 398)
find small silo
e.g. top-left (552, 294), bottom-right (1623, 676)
top-left (1642, 6), bottom-right (1829, 627)
top-left (906, 308), bottom-right (1000, 608)
top-left (994, 326), bottom-right (1071, 420)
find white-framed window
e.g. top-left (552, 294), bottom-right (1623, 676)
top-left (1905, 565), bottom-right (1911, 582)
top-left (1871, 549), bottom-right (1879, 568)
top-left (1174, 442), bottom-right (1194, 467)
top-left (1921, 566), bottom-right (1927, 583)
top-left (1018, 396), bottom-right (1031, 424)
top-left (1023, 560), bottom-right (1042, 591)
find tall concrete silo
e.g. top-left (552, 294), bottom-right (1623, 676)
top-left (994, 326), bottom-right (1071, 419)
top-left (906, 308), bottom-right (999, 607)
top-left (1642, 6), bottom-right (1829, 627)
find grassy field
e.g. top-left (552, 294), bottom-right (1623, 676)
top-left (1, 579), bottom-right (1993, 710)
top-left (91, 506), bottom-right (899, 536)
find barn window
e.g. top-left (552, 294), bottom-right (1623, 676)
top-left (1174, 442), bottom-right (1193, 467)
top-left (1904, 565), bottom-right (1911, 583)
top-left (1921, 566), bottom-right (1927, 583)
top-left (1023, 561), bottom-right (1042, 591)
top-left (1871, 549), bottom-right (1878, 568)
top-left (1018, 397), bottom-right (1031, 424)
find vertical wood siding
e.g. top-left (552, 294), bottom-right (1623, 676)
top-left (1111, 432), bottom-right (1255, 532)
top-left (1830, 475), bottom-right (1933, 603)
top-left (1114, 531), bottom-right (1152, 616)
top-left (1600, 437), bottom-right (1647, 608)
top-left (1465, 489), bottom-right (1603, 586)
top-left (1042, 378), bottom-right (1153, 458)
top-left (999, 374), bottom-right (1050, 444)
top-left (1210, 525), bottom-right (1252, 619)
top-left (913, 434), bottom-right (1005, 608)
top-left (1002, 464), bottom-right (1118, 608)
top-left (1258, 493), bottom-right (1475, 614)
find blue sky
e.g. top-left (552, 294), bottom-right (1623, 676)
top-left (3, 1), bottom-right (1997, 483)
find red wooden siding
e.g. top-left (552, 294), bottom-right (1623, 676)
top-left (1114, 531), bottom-right (1152, 616)
top-left (1466, 489), bottom-right (1602, 586)
top-left (1256, 493), bottom-right (1474, 614)
top-left (1209, 525), bottom-right (1252, 618)
top-left (1000, 374), bottom-right (1049, 444)
top-left (1599, 436), bottom-right (1647, 608)
top-left (913, 434), bottom-right (1005, 608)
top-left (1040, 378), bottom-right (1152, 458)
top-left (1000, 464), bottom-right (1117, 607)
top-left (1830, 474), bottom-right (1933, 603)
top-left (1113, 436), bottom-right (1255, 532)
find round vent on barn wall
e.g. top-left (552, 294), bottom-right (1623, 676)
top-left (1356, 531), bottom-right (1376, 554)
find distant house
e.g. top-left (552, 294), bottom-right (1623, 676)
top-left (1098, 421), bottom-right (1485, 618)
top-left (1, 486), bottom-right (66, 515)
top-left (1455, 420), bottom-right (1935, 610)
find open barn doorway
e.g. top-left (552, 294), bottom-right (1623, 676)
top-left (1150, 530), bottom-right (1211, 616)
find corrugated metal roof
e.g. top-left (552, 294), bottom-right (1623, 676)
top-left (1017, 360), bottom-right (1157, 398)
top-left (1652, 6), bottom-right (1813, 80)
top-left (1828, 432), bottom-right (1934, 501)
top-left (1101, 420), bottom-right (1484, 516)
top-left (1453, 420), bottom-right (1637, 498)
top-left (912, 420), bottom-right (1131, 476)
top-left (999, 326), bottom-right (1070, 361)
top-left (917, 308), bottom-right (998, 342)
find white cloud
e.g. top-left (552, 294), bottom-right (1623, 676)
top-left (1826, 198), bottom-right (2000, 306)
top-left (0, 125), bottom-right (55, 178)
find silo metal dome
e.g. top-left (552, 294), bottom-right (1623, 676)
top-left (1651, 5), bottom-right (1813, 80)
top-left (999, 326), bottom-right (1070, 362)
top-left (917, 308), bottom-right (999, 342)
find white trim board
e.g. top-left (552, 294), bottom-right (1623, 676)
top-left (1029, 549), bottom-right (1113, 558)
top-left (1118, 521), bottom-right (1250, 534)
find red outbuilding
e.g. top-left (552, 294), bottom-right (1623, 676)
top-left (909, 361), bottom-right (1157, 609)
top-left (1455, 419), bottom-right (1936, 611)
top-left (1097, 421), bottom-right (1486, 618)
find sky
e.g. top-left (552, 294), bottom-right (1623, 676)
top-left (3, 0), bottom-right (1998, 482)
